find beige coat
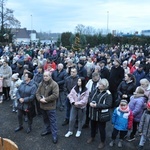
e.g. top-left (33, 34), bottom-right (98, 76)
top-left (0, 64), bottom-right (12, 87)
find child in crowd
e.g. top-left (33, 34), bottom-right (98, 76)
top-left (137, 101), bottom-right (150, 150)
top-left (109, 99), bottom-right (133, 148)
top-left (9, 73), bottom-right (22, 112)
top-left (128, 86), bottom-right (147, 141)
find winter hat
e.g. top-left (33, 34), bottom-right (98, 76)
top-left (17, 59), bottom-right (24, 66)
top-left (123, 60), bottom-right (128, 64)
top-left (78, 60), bottom-right (85, 66)
top-left (12, 73), bottom-right (19, 80)
top-left (119, 99), bottom-right (129, 112)
top-left (120, 99), bottom-right (128, 105)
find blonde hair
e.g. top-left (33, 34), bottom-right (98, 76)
top-left (99, 78), bottom-right (109, 89)
top-left (140, 78), bottom-right (149, 87)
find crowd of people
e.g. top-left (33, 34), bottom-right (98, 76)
top-left (0, 43), bottom-right (150, 149)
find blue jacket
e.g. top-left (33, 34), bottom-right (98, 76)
top-left (112, 107), bottom-right (133, 131)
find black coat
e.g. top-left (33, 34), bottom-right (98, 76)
top-left (100, 67), bottom-right (110, 80)
top-left (109, 66), bottom-right (124, 92)
top-left (52, 69), bottom-right (67, 91)
top-left (117, 80), bottom-right (136, 102)
top-left (89, 88), bottom-right (112, 121)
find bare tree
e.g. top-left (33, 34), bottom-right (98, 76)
top-left (0, 0), bottom-right (20, 34)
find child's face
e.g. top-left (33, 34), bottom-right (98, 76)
top-left (120, 103), bottom-right (128, 110)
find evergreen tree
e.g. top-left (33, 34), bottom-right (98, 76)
top-left (72, 33), bottom-right (81, 52)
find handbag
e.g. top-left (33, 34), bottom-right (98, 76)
top-left (98, 110), bottom-right (110, 122)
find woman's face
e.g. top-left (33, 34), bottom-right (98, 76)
top-left (140, 82), bottom-right (148, 89)
top-left (120, 103), bottom-right (128, 110)
top-left (124, 74), bottom-right (130, 81)
top-left (77, 79), bottom-right (82, 87)
top-left (98, 83), bottom-right (105, 90)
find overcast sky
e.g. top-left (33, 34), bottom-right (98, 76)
top-left (6, 0), bottom-right (150, 33)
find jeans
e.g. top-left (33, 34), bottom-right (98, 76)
top-left (139, 135), bottom-right (146, 146)
top-left (41, 109), bottom-right (58, 138)
top-left (57, 91), bottom-right (65, 108)
top-left (65, 98), bottom-right (71, 120)
top-left (69, 106), bottom-right (86, 132)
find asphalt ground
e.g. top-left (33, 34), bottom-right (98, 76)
top-left (0, 100), bottom-right (149, 150)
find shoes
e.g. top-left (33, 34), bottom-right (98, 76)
top-left (75, 131), bottom-right (81, 137)
top-left (98, 142), bottom-right (105, 149)
top-left (109, 140), bottom-right (115, 147)
top-left (26, 127), bottom-right (32, 134)
top-left (65, 131), bottom-right (73, 137)
top-left (118, 140), bottom-right (123, 147)
top-left (15, 126), bottom-right (23, 132)
top-left (12, 108), bottom-right (16, 112)
top-left (127, 137), bottom-right (135, 142)
top-left (62, 119), bottom-right (69, 126)
top-left (52, 137), bottom-right (58, 144)
top-left (87, 137), bottom-right (94, 144)
top-left (41, 131), bottom-right (51, 136)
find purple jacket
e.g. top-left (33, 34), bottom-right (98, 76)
top-left (129, 94), bottom-right (146, 122)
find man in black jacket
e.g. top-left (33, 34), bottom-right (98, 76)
top-left (52, 63), bottom-right (67, 111)
top-left (62, 67), bottom-right (79, 126)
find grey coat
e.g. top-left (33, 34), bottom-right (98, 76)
top-left (0, 64), bottom-right (12, 87)
top-left (138, 110), bottom-right (150, 137)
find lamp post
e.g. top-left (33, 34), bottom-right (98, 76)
top-left (30, 15), bottom-right (33, 42)
top-left (107, 11), bottom-right (109, 34)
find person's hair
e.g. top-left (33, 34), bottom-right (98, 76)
top-left (140, 78), bottom-right (149, 86)
top-left (37, 65), bottom-right (44, 73)
top-left (75, 77), bottom-right (87, 94)
top-left (92, 72), bottom-right (100, 77)
top-left (127, 73), bottom-right (136, 83)
top-left (25, 72), bottom-right (33, 79)
top-left (99, 78), bottom-right (109, 89)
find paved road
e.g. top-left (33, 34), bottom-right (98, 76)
top-left (0, 101), bottom-right (149, 150)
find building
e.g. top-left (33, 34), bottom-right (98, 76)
top-left (11, 28), bottom-right (38, 45)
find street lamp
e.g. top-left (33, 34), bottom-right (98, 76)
top-left (107, 11), bottom-right (109, 34)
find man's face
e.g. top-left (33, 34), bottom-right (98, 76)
top-left (92, 75), bottom-right (100, 82)
top-left (43, 72), bottom-right (51, 81)
top-left (71, 69), bottom-right (77, 77)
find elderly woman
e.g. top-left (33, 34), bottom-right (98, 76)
top-left (0, 60), bottom-right (12, 101)
top-left (87, 78), bottom-right (112, 149)
top-left (140, 78), bottom-right (150, 101)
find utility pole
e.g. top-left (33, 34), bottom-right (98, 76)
top-left (107, 11), bottom-right (109, 35)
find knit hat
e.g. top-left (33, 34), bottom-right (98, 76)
top-left (12, 73), bottom-right (19, 80)
top-left (17, 59), bottom-right (24, 66)
top-left (120, 99), bottom-right (128, 105)
top-left (78, 60), bottom-right (84, 66)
